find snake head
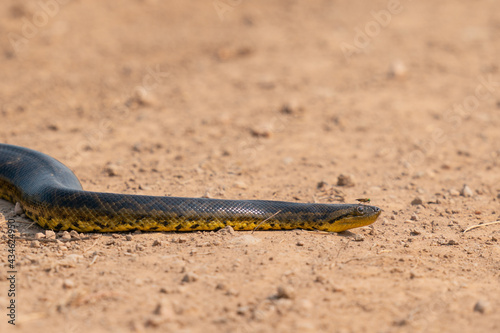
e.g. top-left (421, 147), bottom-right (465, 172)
top-left (328, 204), bottom-right (382, 232)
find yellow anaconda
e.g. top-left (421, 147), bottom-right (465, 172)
top-left (0, 144), bottom-right (381, 233)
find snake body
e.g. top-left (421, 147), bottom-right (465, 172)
top-left (0, 144), bottom-right (381, 233)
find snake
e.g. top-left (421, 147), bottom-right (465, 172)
top-left (0, 143), bottom-right (381, 233)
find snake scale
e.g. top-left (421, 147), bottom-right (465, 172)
top-left (0, 144), bottom-right (381, 233)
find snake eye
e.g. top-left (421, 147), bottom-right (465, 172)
top-left (356, 206), bottom-right (364, 214)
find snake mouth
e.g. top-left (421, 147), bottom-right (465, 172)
top-left (328, 207), bottom-right (382, 232)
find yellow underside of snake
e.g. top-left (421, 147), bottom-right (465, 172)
top-left (0, 144), bottom-right (381, 233)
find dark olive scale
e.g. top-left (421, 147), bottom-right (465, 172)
top-left (0, 144), bottom-right (381, 233)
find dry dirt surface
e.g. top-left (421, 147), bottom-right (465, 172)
top-left (1, 1), bottom-right (500, 332)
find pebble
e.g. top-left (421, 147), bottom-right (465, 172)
top-left (388, 60), bottom-right (407, 79)
top-left (353, 234), bottom-right (364, 242)
top-left (439, 239), bottom-right (458, 246)
top-left (60, 231), bottom-right (71, 240)
top-left (411, 197), bottom-right (423, 206)
top-left (280, 101), bottom-right (304, 115)
top-left (449, 189), bottom-right (460, 197)
top-left (14, 202), bottom-right (24, 215)
top-left (215, 283), bottom-right (227, 291)
top-left (473, 300), bottom-right (490, 314)
top-left (126, 235), bottom-right (133, 241)
top-left (461, 185), bottom-right (473, 197)
top-left (225, 289), bottom-right (239, 296)
top-left (152, 240), bottom-right (162, 246)
top-left (45, 230), bottom-right (56, 239)
top-left (30, 241), bottom-right (40, 248)
top-left (132, 86), bottom-right (157, 106)
top-left (233, 181), bottom-right (248, 190)
top-left (337, 174), bottom-right (355, 187)
top-left (181, 272), bottom-right (198, 283)
top-left (218, 226), bottom-right (235, 236)
top-left (69, 230), bottom-right (80, 239)
top-left (410, 229), bottom-right (421, 236)
top-left (35, 232), bottom-right (45, 239)
top-left (62, 279), bottom-right (75, 289)
top-left (296, 241), bottom-right (305, 246)
top-left (497, 192), bottom-right (500, 199)
top-left (317, 181), bottom-right (328, 189)
top-left (176, 237), bottom-right (187, 244)
top-left (104, 164), bottom-right (120, 177)
top-left (276, 285), bottom-right (295, 299)
top-left (410, 213), bottom-right (418, 221)
top-left (237, 306), bottom-right (249, 315)
top-left (250, 126), bottom-right (272, 138)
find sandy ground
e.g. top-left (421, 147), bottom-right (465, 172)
top-left (1, 0), bottom-right (500, 332)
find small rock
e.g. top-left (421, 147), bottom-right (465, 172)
top-left (138, 184), bottom-right (151, 191)
top-left (181, 273), bottom-right (198, 283)
top-left (497, 192), bottom-right (500, 199)
top-left (280, 101), bottom-right (304, 115)
top-left (315, 275), bottom-right (327, 284)
top-left (337, 174), bottom-right (355, 187)
top-left (47, 124), bottom-right (59, 131)
top-left (152, 240), bottom-right (162, 246)
top-left (410, 229), bottom-right (421, 236)
top-left (69, 230), bottom-right (80, 239)
top-left (473, 300), bottom-right (490, 314)
top-left (63, 279), bottom-right (75, 289)
top-left (233, 181), bottom-right (247, 190)
top-left (218, 226), bottom-right (235, 235)
top-left (125, 235), bottom-right (133, 241)
top-left (250, 126), bottom-right (272, 138)
top-left (225, 289), bottom-right (239, 296)
top-left (388, 60), bottom-right (407, 79)
top-left (411, 197), bottom-right (423, 206)
top-left (176, 237), bottom-right (187, 243)
top-left (60, 231), bottom-right (71, 240)
top-left (35, 232), bottom-right (45, 239)
top-left (461, 185), bottom-right (473, 197)
top-left (296, 241), bottom-right (305, 246)
top-left (45, 230), bottom-right (56, 239)
top-left (132, 86), bottom-right (157, 106)
top-left (317, 181), bottom-right (328, 189)
top-left (237, 306), bottom-right (249, 315)
top-left (14, 202), bottom-right (24, 216)
top-left (31, 241), bottom-right (40, 248)
top-left (410, 213), bottom-right (418, 221)
top-left (136, 244), bottom-right (145, 251)
top-left (215, 283), bottom-right (227, 290)
top-left (276, 285), bottom-right (295, 299)
top-left (104, 164), bottom-right (120, 177)
top-left (353, 234), bottom-right (364, 242)
top-left (439, 239), bottom-right (458, 246)
top-left (449, 189), bottom-right (460, 197)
